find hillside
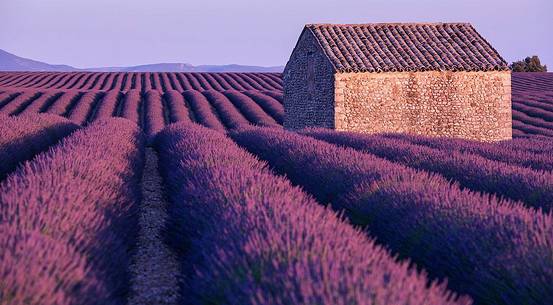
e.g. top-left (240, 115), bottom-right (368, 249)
top-left (0, 49), bottom-right (76, 71)
top-left (0, 49), bottom-right (283, 72)
top-left (88, 63), bottom-right (284, 72)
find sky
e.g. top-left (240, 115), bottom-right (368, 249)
top-left (0, 0), bottom-right (551, 69)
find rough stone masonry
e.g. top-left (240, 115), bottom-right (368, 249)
top-left (334, 71), bottom-right (512, 141)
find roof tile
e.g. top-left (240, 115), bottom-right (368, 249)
top-left (306, 23), bottom-right (509, 73)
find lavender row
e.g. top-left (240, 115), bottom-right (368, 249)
top-left (19, 91), bottom-right (62, 115)
top-left (0, 91), bottom-right (14, 107)
top-left (0, 113), bottom-right (79, 181)
top-left (513, 109), bottom-right (553, 130)
top-left (513, 119), bottom-right (553, 137)
top-left (514, 97), bottom-right (553, 113)
top-left (93, 90), bottom-right (121, 121)
top-left (67, 91), bottom-right (101, 125)
top-left (381, 132), bottom-right (553, 172)
top-left (202, 90), bottom-right (250, 129)
top-left (243, 89), bottom-right (284, 124)
top-left (0, 91), bottom-right (40, 115)
top-left (199, 73), bottom-right (224, 91)
top-left (231, 127), bottom-right (553, 305)
top-left (223, 90), bottom-right (280, 127)
top-left (166, 74), bottom-right (184, 92)
top-left (0, 225), bottom-right (99, 305)
top-left (121, 89), bottom-right (141, 124)
top-left (164, 90), bottom-right (191, 123)
top-left (182, 73), bottom-right (204, 90)
top-left (182, 89), bottom-right (226, 132)
top-left (0, 88), bottom-right (285, 133)
top-left (0, 118), bottom-right (144, 305)
top-left (231, 73), bottom-right (262, 90)
top-left (512, 128), bottom-right (527, 137)
top-left (260, 90), bottom-right (283, 103)
top-left (154, 122), bottom-right (466, 305)
top-left (143, 90), bottom-right (165, 140)
top-left (151, 73), bottom-right (163, 91)
top-left (301, 129), bottom-right (553, 212)
top-left (499, 136), bottom-right (553, 155)
top-left (45, 91), bottom-right (82, 116)
top-left (160, 73), bottom-right (177, 91)
top-left (218, 73), bottom-right (246, 90)
top-left (513, 101), bottom-right (553, 122)
top-left (0, 72), bottom-right (283, 91)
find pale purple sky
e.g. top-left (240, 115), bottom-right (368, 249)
top-left (1, 0), bottom-right (551, 68)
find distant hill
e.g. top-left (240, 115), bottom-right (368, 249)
top-left (0, 49), bottom-right (76, 71)
top-left (87, 63), bottom-right (284, 73)
top-left (0, 49), bottom-right (284, 72)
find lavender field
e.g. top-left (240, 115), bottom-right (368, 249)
top-left (0, 72), bottom-right (552, 305)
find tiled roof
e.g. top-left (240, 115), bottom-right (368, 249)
top-left (305, 23), bottom-right (509, 73)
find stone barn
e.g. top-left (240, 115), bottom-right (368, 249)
top-left (283, 23), bottom-right (512, 141)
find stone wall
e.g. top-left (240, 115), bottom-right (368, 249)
top-left (283, 29), bottom-right (335, 130)
top-left (334, 71), bottom-right (512, 142)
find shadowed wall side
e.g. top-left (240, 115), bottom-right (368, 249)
top-left (283, 29), bottom-right (335, 130)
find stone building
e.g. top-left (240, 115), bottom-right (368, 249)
top-left (283, 23), bottom-right (512, 141)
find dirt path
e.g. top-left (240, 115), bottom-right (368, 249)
top-left (129, 147), bottom-right (179, 305)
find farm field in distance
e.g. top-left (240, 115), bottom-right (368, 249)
top-left (0, 71), bottom-right (552, 305)
top-left (0, 71), bottom-right (552, 137)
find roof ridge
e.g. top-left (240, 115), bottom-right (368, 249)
top-left (305, 22), bottom-right (472, 28)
